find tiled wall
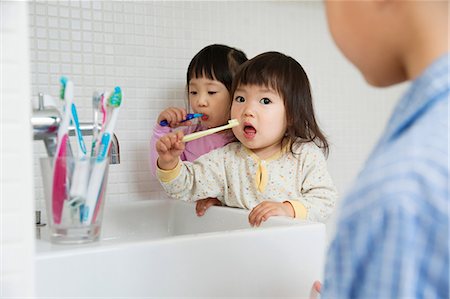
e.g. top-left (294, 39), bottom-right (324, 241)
top-left (1, 2), bottom-right (36, 296)
top-left (28, 1), bottom-right (405, 228)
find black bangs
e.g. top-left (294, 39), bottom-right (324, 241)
top-left (187, 44), bottom-right (247, 93)
top-left (188, 55), bottom-right (231, 88)
top-left (231, 51), bottom-right (294, 98)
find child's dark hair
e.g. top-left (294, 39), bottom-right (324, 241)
top-left (187, 44), bottom-right (248, 93)
top-left (231, 51), bottom-right (329, 156)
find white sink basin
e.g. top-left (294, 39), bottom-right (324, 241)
top-left (35, 199), bottom-right (325, 297)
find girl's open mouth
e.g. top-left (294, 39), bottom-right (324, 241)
top-left (201, 115), bottom-right (209, 121)
top-left (243, 124), bottom-right (257, 139)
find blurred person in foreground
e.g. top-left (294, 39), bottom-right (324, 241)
top-left (314, 1), bottom-right (449, 298)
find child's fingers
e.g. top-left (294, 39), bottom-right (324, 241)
top-left (196, 198), bottom-right (222, 217)
top-left (155, 141), bottom-right (167, 154)
top-left (170, 131), bottom-right (185, 151)
top-left (249, 203), bottom-right (270, 227)
top-left (157, 133), bottom-right (181, 151)
top-left (158, 108), bottom-right (175, 123)
top-left (195, 202), bottom-right (203, 216)
top-left (158, 107), bottom-right (187, 125)
top-left (258, 209), bottom-right (279, 225)
top-left (253, 207), bottom-right (274, 227)
top-left (174, 130), bottom-right (185, 141)
top-left (248, 206), bottom-right (259, 226)
top-left (168, 133), bottom-right (178, 144)
top-left (160, 134), bottom-right (175, 148)
top-left (196, 199), bottom-right (208, 216)
top-left (249, 202), bottom-right (284, 227)
top-left (156, 134), bottom-right (174, 151)
top-left (205, 198), bottom-right (222, 209)
top-left (164, 110), bottom-right (180, 126)
top-left (172, 108), bottom-right (186, 124)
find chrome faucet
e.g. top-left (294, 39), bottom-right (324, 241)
top-left (31, 93), bottom-right (120, 164)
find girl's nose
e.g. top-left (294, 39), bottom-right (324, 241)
top-left (243, 105), bottom-right (255, 117)
top-left (197, 95), bottom-right (208, 107)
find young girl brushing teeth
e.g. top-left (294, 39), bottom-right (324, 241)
top-left (156, 52), bottom-right (337, 226)
top-left (150, 44), bottom-right (248, 215)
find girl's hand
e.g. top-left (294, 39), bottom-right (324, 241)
top-left (196, 198), bottom-right (222, 216)
top-left (248, 201), bottom-right (295, 227)
top-left (156, 131), bottom-right (185, 170)
top-left (157, 107), bottom-right (193, 128)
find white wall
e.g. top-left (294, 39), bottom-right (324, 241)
top-left (1, 1), bottom-right (36, 297)
top-left (28, 1), bottom-right (406, 235)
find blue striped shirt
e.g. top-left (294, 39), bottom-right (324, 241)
top-left (322, 54), bottom-right (449, 299)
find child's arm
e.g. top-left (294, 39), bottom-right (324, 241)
top-left (149, 124), bottom-right (171, 176)
top-left (248, 201), bottom-right (294, 227)
top-left (156, 146), bottom-right (226, 203)
top-left (150, 107), bottom-right (192, 176)
top-left (249, 143), bottom-right (338, 226)
top-left (288, 143), bottom-right (338, 222)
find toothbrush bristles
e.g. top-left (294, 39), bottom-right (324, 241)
top-left (108, 86), bottom-right (122, 107)
top-left (59, 76), bottom-right (68, 100)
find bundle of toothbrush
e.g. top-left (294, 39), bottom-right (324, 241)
top-left (52, 77), bottom-right (123, 226)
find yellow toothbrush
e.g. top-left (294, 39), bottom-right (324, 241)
top-left (182, 119), bottom-right (239, 142)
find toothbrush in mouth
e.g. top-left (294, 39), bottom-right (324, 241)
top-left (159, 113), bottom-right (203, 127)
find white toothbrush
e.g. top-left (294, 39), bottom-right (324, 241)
top-left (67, 82), bottom-right (90, 207)
top-left (83, 87), bottom-right (122, 224)
top-left (90, 91), bottom-right (101, 157)
top-left (182, 119), bottom-right (239, 142)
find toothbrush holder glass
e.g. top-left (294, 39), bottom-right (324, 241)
top-left (40, 156), bottom-right (109, 244)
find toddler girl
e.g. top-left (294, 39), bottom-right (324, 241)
top-left (156, 51), bottom-right (337, 226)
top-left (150, 44), bottom-right (248, 215)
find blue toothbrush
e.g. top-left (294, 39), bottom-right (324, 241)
top-left (83, 87), bottom-right (122, 224)
top-left (159, 113), bottom-right (203, 127)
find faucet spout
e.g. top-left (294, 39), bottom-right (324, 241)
top-left (63, 123), bottom-right (121, 164)
top-left (67, 123), bottom-right (120, 164)
top-left (110, 133), bottom-right (120, 164)
top-left (31, 96), bottom-right (120, 164)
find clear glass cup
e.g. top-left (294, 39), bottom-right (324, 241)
top-left (40, 156), bottom-right (109, 244)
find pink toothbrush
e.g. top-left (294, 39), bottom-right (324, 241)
top-left (90, 92), bottom-right (108, 157)
top-left (52, 136), bottom-right (68, 224)
top-left (52, 77), bottom-right (73, 224)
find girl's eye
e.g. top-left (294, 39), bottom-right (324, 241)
top-left (208, 91), bottom-right (217, 95)
top-left (234, 96), bottom-right (245, 103)
top-left (260, 97), bottom-right (271, 105)
top-left (189, 91), bottom-right (197, 95)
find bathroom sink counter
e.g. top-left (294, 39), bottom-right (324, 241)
top-left (36, 199), bottom-right (313, 251)
top-left (36, 199), bottom-right (326, 297)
